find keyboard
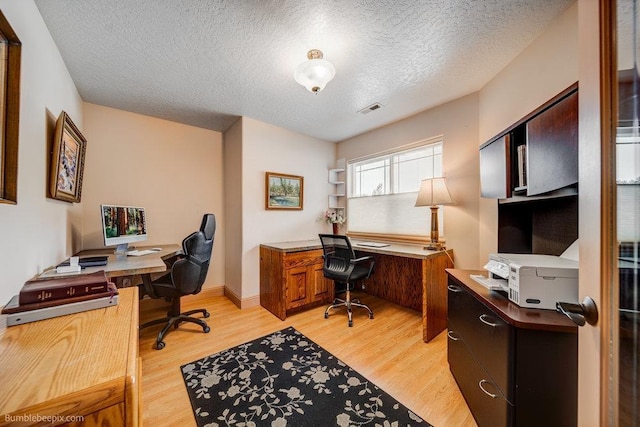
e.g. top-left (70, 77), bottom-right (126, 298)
top-left (356, 242), bottom-right (390, 248)
top-left (127, 249), bottom-right (155, 257)
top-left (470, 274), bottom-right (508, 292)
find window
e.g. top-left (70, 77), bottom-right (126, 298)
top-left (352, 143), bottom-right (442, 197)
top-left (347, 138), bottom-right (444, 239)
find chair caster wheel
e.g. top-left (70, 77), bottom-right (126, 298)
top-left (369, 314), bottom-right (374, 319)
top-left (203, 326), bottom-right (211, 333)
top-left (156, 341), bottom-right (165, 350)
top-left (324, 313), bottom-right (329, 319)
top-left (204, 311), bottom-right (210, 318)
top-left (348, 320), bottom-right (353, 327)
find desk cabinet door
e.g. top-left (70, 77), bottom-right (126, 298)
top-left (310, 262), bottom-right (332, 302)
top-left (526, 90), bottom-right (578, 196)
top-left (285, 266), bottom-right (309, 309)
top-left (480, 135), bottom-right (510, 199)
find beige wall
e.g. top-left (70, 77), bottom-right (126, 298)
top-left (478, 2), bottom-right (579, 144)
top-left (335, 2), bottom-right (578, 270)
top-left (223, 118), bottom-right (243, 298)
top-left (337, 94), bottom-right (480, 269)
top-left (81, 103), bottom-right (225, 288)
top-left (477, 1), bottom-right (579, 265)
top-left (0, 0), bottom-right (84, 306)
top-left (223, 116), bottom-right (335, 304)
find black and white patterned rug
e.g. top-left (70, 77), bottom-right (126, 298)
top-left (181, 327), bottom-right (432, 427)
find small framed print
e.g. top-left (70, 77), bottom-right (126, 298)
top-left (265, 172), bottom-right (303, 210)
top-left (49, 111), bottom-right (86, 203)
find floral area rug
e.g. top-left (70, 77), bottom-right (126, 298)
top-left (181, 327), bottom-right (432, 427)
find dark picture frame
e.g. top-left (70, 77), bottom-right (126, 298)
top-left (0, 11), bottom-right (21, 205)
top-left (49, 111), bottom-right (87, 203)
top-left (265, 172), bottom-right (303, 210)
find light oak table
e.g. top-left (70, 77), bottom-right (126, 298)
top-left (0, 287), bottom-right (141, 426)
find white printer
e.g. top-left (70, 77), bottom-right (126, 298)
top-left (478, 250), bottom-right (579, 310)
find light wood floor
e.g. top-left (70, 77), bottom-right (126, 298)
top-left (139, 288), bottom-right (477, 426)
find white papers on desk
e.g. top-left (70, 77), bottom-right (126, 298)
top-left (470, 274), bottom-right (509, 292)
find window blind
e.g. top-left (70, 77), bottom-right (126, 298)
top-left (347, 192), bottom-right (444, 237)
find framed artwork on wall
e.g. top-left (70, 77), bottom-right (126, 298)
top-left (49, 111), bottom-right (87, 203)
top-left (265, 172), bottom-right (304, 210)
top-left (0, 11), bottom-right (21, 205)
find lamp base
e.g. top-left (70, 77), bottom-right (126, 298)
top-left (424, 240), bottom-right (446, 251)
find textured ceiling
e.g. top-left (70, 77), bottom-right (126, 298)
top-left (34, 0), bottom-right (574, 142)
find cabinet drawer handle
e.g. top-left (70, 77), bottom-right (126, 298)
top-left (447, 285), bottom-right (462, 293)
top-left (479, 314), bottom-right (498, 327)
top-left (478, 379), bottom-right (498, 398)
top-left (447, 330), bottom-right (460, 341)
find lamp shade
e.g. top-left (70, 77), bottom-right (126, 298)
top-left (415, 177), bottom-right (453, 207)
top-left (294, 49), bottom-right (336, 93)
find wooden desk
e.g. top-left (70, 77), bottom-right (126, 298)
top-left (39, 244), bottom-right (181, 287)
top-left (446, 269), bottom-right (577, 426)
top-left (259, 239), bottom-right (454, 342)
top-left (0, 287), bottom-right (141, 426)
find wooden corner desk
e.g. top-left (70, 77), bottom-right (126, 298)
top-left (0, 287), bottom-right (141, 426)
top-left (38, 244), bottom-right (182, 287)
top-left (259, 239), bottom-right (454, 342)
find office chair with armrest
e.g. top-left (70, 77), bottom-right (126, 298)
top-left (140, 213), bottom-right (215, 350)
top-left (319, 234), bottom-right (375, 327)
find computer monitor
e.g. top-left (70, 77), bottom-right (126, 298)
top-left (101, 204), bottom-right (148, 254)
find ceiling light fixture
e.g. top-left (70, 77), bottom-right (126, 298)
top-left (294, 49), bottom-right (335, 94)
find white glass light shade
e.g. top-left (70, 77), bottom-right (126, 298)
top-left (294, 50), bottom-right (336, 93)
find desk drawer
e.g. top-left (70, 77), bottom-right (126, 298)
top-left (448, 281), bottom-right (513, 399)
top-left (284, 250), bottom-right (324, 269)
top-left (448, 329), bottom-right (512, 427)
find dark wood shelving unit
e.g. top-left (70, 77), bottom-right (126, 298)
top-left (480, 83), bottom-right (579, 255)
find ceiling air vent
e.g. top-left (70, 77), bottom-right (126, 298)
top-left (358, 103), bottom-right (383, 115)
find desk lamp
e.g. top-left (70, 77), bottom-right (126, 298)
top-left (415, 177), bottom-right (453, 250)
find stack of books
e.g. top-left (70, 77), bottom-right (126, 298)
top-left (516, 144), bottom-right (527, 190)
top-left (1, 270), bottom-right (119, 326)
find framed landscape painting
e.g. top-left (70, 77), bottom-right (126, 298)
top-left (265, 172), bottom-right (303, 210)
top-left (49, 111), bottom-right (86, 203)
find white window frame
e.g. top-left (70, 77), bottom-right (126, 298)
top-left (346, 136), bottom-right (445, 242)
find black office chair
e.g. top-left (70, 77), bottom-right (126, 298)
top-left (319, 234), bottom-right (375, 327)
top-left (140, 213), bottom-right (215, 349)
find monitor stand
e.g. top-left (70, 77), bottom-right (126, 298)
top-left (114, 243), bottom-right (130, 257)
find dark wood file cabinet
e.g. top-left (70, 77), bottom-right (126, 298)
top-left (446, 269), bottom-right (578, 427)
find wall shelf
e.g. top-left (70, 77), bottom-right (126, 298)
top-left (328, 158), bottom-right (346, 211)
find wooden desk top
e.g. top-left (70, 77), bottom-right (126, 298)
top-left (38, 244), bottom-right (181, 280)
top-left (260, 238), bottom-right (450, 260)
top-left (0, 287), bottom-right (139, 421)
top-left (446, 268), bottom-right (578, 333)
